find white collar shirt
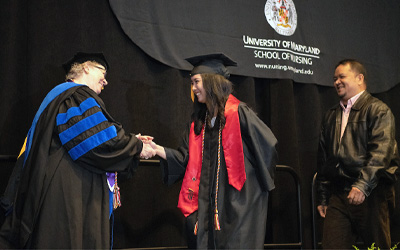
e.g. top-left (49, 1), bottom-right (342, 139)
top-left (339, 91), bottom-right (365, 140)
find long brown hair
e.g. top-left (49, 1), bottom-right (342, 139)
top-left (192, 73), bottom-right (233, 135)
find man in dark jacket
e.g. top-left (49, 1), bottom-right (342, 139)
top-left (316, 59), bottom-right (399, 249)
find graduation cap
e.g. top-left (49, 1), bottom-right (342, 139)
top-left (62, 52), bottom-right (109, 73)
top-left (186, 53), bottom-right (237, 79)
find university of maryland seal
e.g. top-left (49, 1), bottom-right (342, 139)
top-left (265, 0), bottom-right (297, 36)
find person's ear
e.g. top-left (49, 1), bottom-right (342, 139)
top-left (357, 74), bottom-right (364, 85)
top-left (83, 62), bottom-right (90, 74)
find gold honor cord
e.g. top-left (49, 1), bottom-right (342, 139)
top-left (113, 172), bottom-right (122, 209)
top-left (193, 113), bottom-right (222, 236)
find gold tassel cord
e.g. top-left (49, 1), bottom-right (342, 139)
top-left (194, 221), bottom-right (199, 235)
top-left (214, 123), bottom-right (222, 231)
top-left (197, 113), bottom-right (222, 232)
top-left (214, 208), bottom-right (221, 231)
top-left (113, 172), bottom-right (122, 209)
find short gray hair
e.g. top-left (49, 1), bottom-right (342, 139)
top-left (65, 60), bottom-right (99, 81)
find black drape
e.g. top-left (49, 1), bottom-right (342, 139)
top-left (1, 0), bottom-right (399, 249)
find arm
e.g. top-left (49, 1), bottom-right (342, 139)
top-left (152, 142), bottom-right (166, 160)
top-left (351, 104), bottom-right (398, 197)
top-left (315, 112), bottom-right (333, 210)
top-left (56, 87), bottom-right (143, 173)
top-left (151, 123), bottom-right (191, 185)
top-left (238, 103), bottom-right (278, 192)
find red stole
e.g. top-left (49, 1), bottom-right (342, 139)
top-left (177, 95), bottom-right (246, 217)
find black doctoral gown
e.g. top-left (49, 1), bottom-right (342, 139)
top-left (162, 102), bottom-right (277, 249)
top-left (0, 83), bottom-right (142, 249)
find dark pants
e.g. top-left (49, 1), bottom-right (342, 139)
top-left (186, 211), bottom-right (198, 249)
top-left (322, 184), bottom-right (395, 250)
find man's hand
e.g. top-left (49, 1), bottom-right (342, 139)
top-left (317, 205), bottom-right (328, 218)
top-left (136, 133), bottom-right (154, 142)
top-left (347, 187), bottom-right (365, 205)
top-left (140, 142), bottom-right (156, 159)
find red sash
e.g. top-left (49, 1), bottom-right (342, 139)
top-left (177, 95), bottom-right (246, 217)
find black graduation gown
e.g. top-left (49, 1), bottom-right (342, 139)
top-left (0, 83), bottom-right (142, 249)
top-left (162, 102), bottom-right (277, 249)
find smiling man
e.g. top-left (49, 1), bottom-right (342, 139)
top-left (316, 59), bottom-right (400, 249)
top-left (0, 52), bottom-right (155, 249)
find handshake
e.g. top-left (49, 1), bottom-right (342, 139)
top-left (136, 134), bottom-right (159, 160)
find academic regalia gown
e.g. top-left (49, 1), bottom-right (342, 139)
top-left (0, 82), bottom-right (142, 249)
top-left (161, 102), bottom-right (277, 249)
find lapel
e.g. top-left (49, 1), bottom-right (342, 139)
top-left (335, 106), bottom-right (342, 148)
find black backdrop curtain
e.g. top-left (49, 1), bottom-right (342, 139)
top-left (1, 0), bottom-right (399, 249)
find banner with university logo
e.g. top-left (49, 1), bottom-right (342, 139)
top-left (109, 0), bottom-right (400, 93)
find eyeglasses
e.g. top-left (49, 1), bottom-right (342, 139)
top-left (93, 65), bottom-right (107, 77)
